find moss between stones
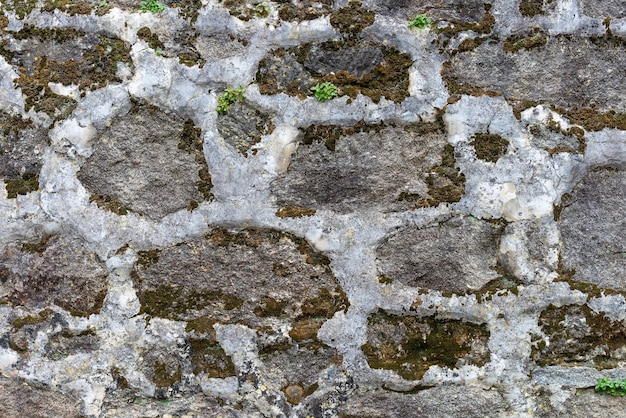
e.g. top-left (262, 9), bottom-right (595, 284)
top-left (136, 249), bottom-right (161, 269)
top-left (0, 12), bottom-right (9, 29)
top-left (553, 106), bottom-right (626, 132)
top-left (4, 173), bottom-right (39, 198)
top-left (425, 144), bottom-right (466, 207)
top-left (178, 52), bottom-right (206, 68)
top-left (4, 0), bottom-right (38, 19)
top-left (362, 310), bottom-right (490, 381)
top-left (152, 361), bottom-right (182, 388)
top-left (275, 206), bottom-right (317, 218)
top-left (42, 0), bottom-right (92, 15)
top-left (434, 4), bottom-right (496, 38)
top-left (553, 254), bottom-right (623, 299)
top-left (89, 193), bottom-right (130, 216)
top-left (441, 61), bottom-right (501, 101)
top-left (470, 133), bottom-right (509, 163)
top-left (175, 0), bottom-right (202, 24)
top-left (503, 28), bottom-right (547, 52)
top-left (519, 0), bottom-right (545, 17)
top-left (329, 1), bottom-right (375, 36)
top-left (532, 304), bottom-right (626, 368)
top-left (301, 121), bottom-right (385, 152)
top-left (223, 0), bottom-right (272, 21)
top-left (254, 297), bottom-right (288, 317)
top-left (137, 27), bottom-right (165, 51)
top-left (189, 338), bottom-right (236, 377)
top-left (278, 0), bottom-right (333, 22)
top-left (69, 287), bottom-right (108, 317)
top-left (11, 308), bottom-right (54, 329)
top-left (21, 235), bottom-right (51, 255)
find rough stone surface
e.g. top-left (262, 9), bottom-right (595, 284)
top-left (376, 216), bottom-right (503, 292)
top-left (338, 386), bottom-right (508, 418)
top-left (447, 36), bottom-right (626, 113)
top-left (559, 169), bottom-right (626, 290)
top-left (0, 379), bottom-right (82, 418)
top-left (0, 0), bottom-right (624, 416)
top-left (0, 234), bottom-right (108, 315)
top-left (78, 104), bottom-right (210, 220)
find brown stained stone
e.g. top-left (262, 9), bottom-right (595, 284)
top-left (132, 228), bottom-right (348, 330)
top-left (376, 217), bottom-right (504, 293)
top-left (503, 28), bottom-right (547, 53)
top-left (559, 169), bottom-right (626, 290)
top-left (0, 235), bottom-right (108, 316)
top-left (519, 0), bottom-right (545, 17)
top-left (272, 123), bottom-right (453, 214)
top-left (532, 304), bottom-right (626, 368)
top-left (0, 379), bottom-right (82, 418)
top-left (362, 310), bottom-right (490, 381)
top-left (338, 386), bottom-right (506, 418)
top-left (446, 35), bottom-right (626, 114)
top-left (329, 2), bottom-right (375, 36)
top-left (78, 105), bottom-right (212, 220)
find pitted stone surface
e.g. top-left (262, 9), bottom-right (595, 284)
top-left (0, 234), bottom-right (108, 316)
top-left (0, 112), bottom-right (48, 179)
top-left (376, 216), bottom-right (503, 292)
top-left (559, 169), bottom-right (626, 290)
top-left (366, 0), bottom-right (486, 22)
top-left (0, 379), bottom-right (82, 418)
top-left (447, 36), bottom-right (626, 113)
top-left (337, 386), bottom-right (507, 418)
top-left (581, 0), bottom-right (626, 19)
top-left (78, 104), bottom-right (211, 220)
top-left (272, 123), bottom-right (453, 214)
top-left (217, 101), bottom-right (275, 157)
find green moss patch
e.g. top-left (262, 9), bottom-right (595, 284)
top-left (4, 173), bottom-right (39, 198)
top-left (441, 61), bottom-right (501, 101)
top-left (519, 0), bottom-right (545, 17)
top-left (3, 0), bottom-right (38, 19)
top-left (11, 308), bottom-right (54, 330)
top-left (178, 119), bottom-right (213, 200)
top-left (532, 304), bottom-right (626, 368)
top-left (89, 193), bottom-right (131, 215)
top-left (189, 338), bottom-right (236, 377)
top-left (470, 133), bottom-right (509, 163)
top-left (137, 27), bottom-right (164, 51)
top-left (553, 106), bottom-right (626, 132)
top-left (278, 0), bottom-right (333, 22)
top-left (362, 310), bottom-right (490, 381)
top-left (329, 1), bottom-right (375, 36)
top-left (42, 0), bottom-right (92, 15)
top-left (503, 28), bottom-right (547, 52)
top-left (424, 144), bottom-right (466, 207)
top-left (174, 0), bottom-right (202, 23)
top-left (21, 235), bottom-right (52, 255)
top-left (275, 206), bottom-right (317, 218)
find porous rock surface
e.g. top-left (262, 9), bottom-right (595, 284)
top-left (0, 0), bottom-right (625, 417)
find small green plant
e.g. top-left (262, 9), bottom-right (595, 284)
top-left (310, 82), bottom-right (338, 102)
top-left (140, 0), bottom-right (165, 13)
top-left (98, 0), bottom-right (108, 7)
top-left (217, 86), bottom-right (246, 114)
top-left (409, 13), bottom-right (431, 30)
top-left (255, 2), bottom-right (270, 18)
top-left (595, 377), bottom-right (626, 396)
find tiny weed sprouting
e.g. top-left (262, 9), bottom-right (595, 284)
top-left (140, 0), bottom-right (165, 13)
top-left (310, 82), bottom-right (338, 102)
top-left (595, 377), bottom-right (626, 396)
top-left (98, 0), bottom-right (108, 7)
top-left (409, 14), bottom-right (431, 30)
top-left (255, 2), bottom-right (270, 18)
top-left (217, 86), bottom-right (246, 114)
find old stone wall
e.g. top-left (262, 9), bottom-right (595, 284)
top-left (0, 0), bottom-right (625, 416)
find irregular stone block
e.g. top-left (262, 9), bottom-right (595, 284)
top-left (337, 386), bottom-right (506, 417)
top-left (559, 169), bottom-right (626, 290)
top-left (362, 310), bottom-right (490, 381)
top-left (78, 104), bottom-right (212, 220)
top-left (0, 379), bottom-right (82, 418)
top-left (376, 217), bottom-right (503, 292)
top-left (272, 122), bottom-right (461, 214)
top-left (0, 112), bottom-right (48, 179)
top-left (217, 101), bottom-right (275, 157)
top-left (581, 0), bottom-right (626, 19)
top-left (532, 304), bottom-right (626, 368)
top-left (368, 0), bottom-right (486, 22)
top-left (446, 36), bottom-right (626, 114)
top-left (0, 235), bottom-right (108, 316)
top-left (44, 328), bottom-right (99, 361)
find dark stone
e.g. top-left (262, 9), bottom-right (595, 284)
top-left (367, 0), bottom-right (486, 22)
top-left (338, 386), bottom-right (506, 417)
top-left (536, 388), bottom-right (626, 418)
top-left (0, 379), bottom-right (82, 418)
top-left (446, 36), bottom-right (626, 113)
top-left (0, 112), bottom-right (48, 180)
top-left (559, 169), bottom-right (626, 290)
top-left (376, 217), bottom-right (503, 292)
top-left (272, 123), bottom-right (455, 214)
top-left (78, 104), bottom-right (212, 220)
top-left (0, 235), bottom-right (108, 316)
top-left (217, 101), bottom-right (274, 157)
top-left (44, 329), bottom-right (99, 360)
top-left (581, 0), bottom-right (626, 19)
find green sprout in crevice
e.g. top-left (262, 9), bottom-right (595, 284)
top-left (140, 0), bottom-right (165, 13)
top-left (409, 13), bottom-right (431, 30)
top-left (596, 377), bottom-right (626, 396)
top-left (255, 2), bottom-right (270, 18)
top-left (310, 82), bottom-right (338, 102)
top-left (217, 86), bottom-right (246, 114)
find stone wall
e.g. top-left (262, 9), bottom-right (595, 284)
top-left (0, 0), bottom-right (625, 416)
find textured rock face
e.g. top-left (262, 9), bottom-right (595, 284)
top-left (0, 0), bottom-right (625, 416)
top-left (559, 169), bottom-right (626, 289)
top-left (78, 105), bottom-right (211, 220)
